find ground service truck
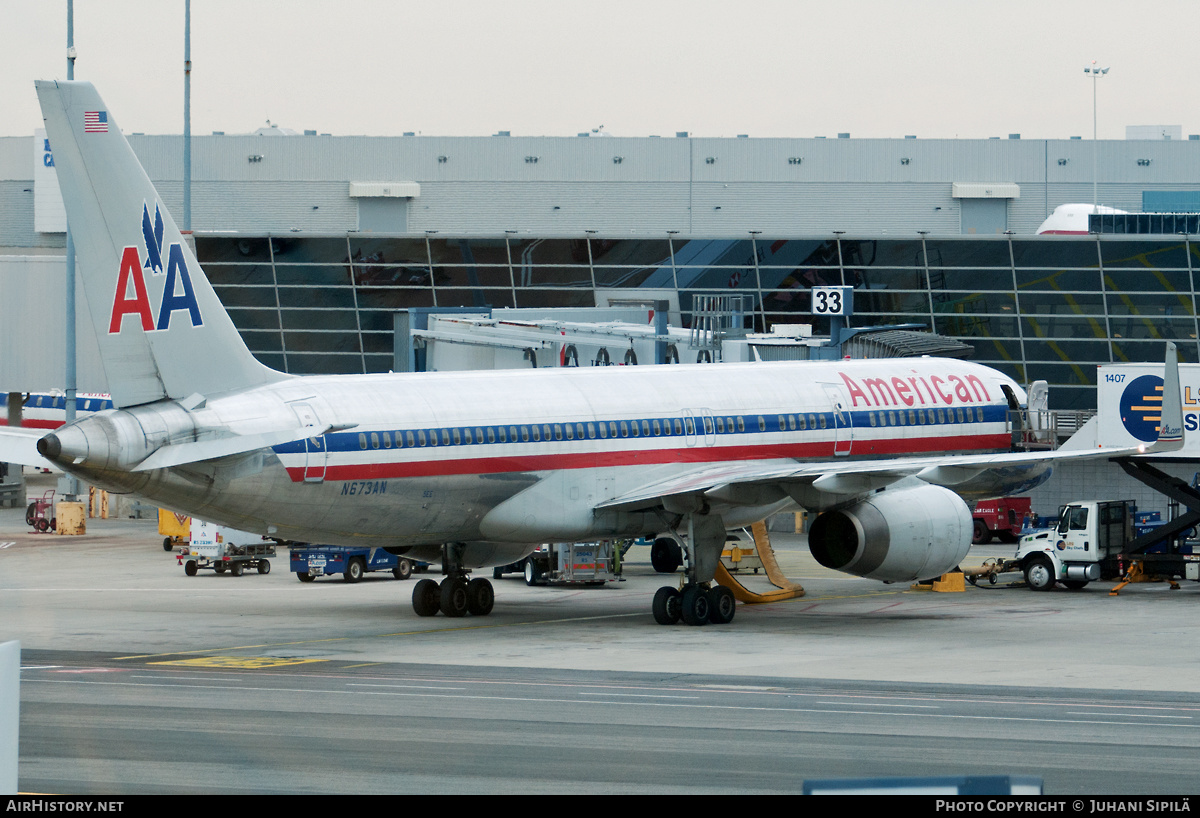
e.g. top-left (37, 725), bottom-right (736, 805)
top-left (1013, 500), bottom-right (1200, 591)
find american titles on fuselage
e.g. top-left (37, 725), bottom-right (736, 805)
top-left (838, 371), bottom-right (992, 408)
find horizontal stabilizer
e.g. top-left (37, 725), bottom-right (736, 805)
top-left (0, 427), bottom-right (55, 470)
top-left (133, 425), bottom-right (328, 472)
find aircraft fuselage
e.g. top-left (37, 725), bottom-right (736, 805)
top-left (41, 357), bottom-right (1034, 567)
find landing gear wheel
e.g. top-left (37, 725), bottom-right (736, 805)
top-left (184, 560), bottom-right (198, 577)
top-left (707, 585), bottom-right (736, 624)
top-left (972, 520), bottom-right (991, 544)
top-left (393, 558), bottom-right (413, 581)
top-left (1024, 557), bottom-right (1056, 591)
top-left (679, 585), bottom-right (711, 626)
top-left (523, 558), bottom-right (541, 586)
top-left (652, 586), bottom-right (682, 625)
top-left (344, 557), bottom-right (364, 583)
top-left (466, 578), bottom-right (495, 616)
top-left (258, 560), bottom-right (271, 575)
top-left (439, 577), bottom-right (469, 617)
top-left (412, 578), bottom-right (440, 616)
top-left (650, 538), bottom-right (682, 573)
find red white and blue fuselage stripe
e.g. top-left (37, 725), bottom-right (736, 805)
top-left (0, 393), bottom-right (113, 430)
top-left (270, 364), bottom-right (1014, 484)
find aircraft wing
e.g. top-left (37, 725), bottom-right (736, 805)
top-left (595, 439), bottom-right (1168, 514)
top-left (599, 341), bottom-right (1184, 515)
top-left (0, 427), bottom-right (56, 471)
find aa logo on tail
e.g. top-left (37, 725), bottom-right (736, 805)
top-left (109, 203), bottom-right (203, 334)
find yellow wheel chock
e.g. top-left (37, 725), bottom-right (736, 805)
top-left (714, 521), bottom-right (805, 604)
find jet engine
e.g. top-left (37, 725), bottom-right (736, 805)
top-left (807, 484), bottom-right (972, 582)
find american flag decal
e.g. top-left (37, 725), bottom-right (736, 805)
top-left (84, 111), bottom-right (108, 133)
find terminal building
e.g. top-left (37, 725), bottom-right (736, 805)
top-left (4, 129), bottom-right (1200, 412)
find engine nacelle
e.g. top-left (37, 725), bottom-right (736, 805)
top-left (807, 485), bottom-right (972, 582)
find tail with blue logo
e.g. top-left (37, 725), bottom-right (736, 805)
top-left (35, 80), bottom-right (285, 408)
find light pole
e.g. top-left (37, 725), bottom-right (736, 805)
top-left (1084, 61), bottom-right (1109, 214)
top-left (63, 0), bottom-right (79, 502)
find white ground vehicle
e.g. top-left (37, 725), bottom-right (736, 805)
top-left (178, 519), bottom-right (275, 577)
top-left (1013, 500), bottom-right (1200, 591)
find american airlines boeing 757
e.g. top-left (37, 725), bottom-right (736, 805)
top-left (0, 81), bottom-right (1184, 626)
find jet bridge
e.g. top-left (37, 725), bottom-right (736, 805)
top-left (403, 305), bottom-right (972, 373)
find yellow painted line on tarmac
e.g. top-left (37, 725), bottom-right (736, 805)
top-left (149, 656), bottom-right (329, 669)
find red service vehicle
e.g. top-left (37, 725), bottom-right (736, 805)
top-left (971, 497), bottom-right (1032, 544)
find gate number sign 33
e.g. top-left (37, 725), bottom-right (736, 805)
top-left (812, 287), bottom-right (847, 316)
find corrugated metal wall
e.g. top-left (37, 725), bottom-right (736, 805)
top-left (0, 256), bottom-right (106, 392)
top-left (4, 133), bottom-right (1200, 245)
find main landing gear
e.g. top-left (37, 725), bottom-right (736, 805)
top-left (411, 543), bottom-right (495, 618)
top-left (651, 511), bottom-right (735, 626)
top-left (653, 583), bottom-right (736, 626)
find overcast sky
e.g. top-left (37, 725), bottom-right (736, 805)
top-left (2, 0), bottom-right (1196, 140)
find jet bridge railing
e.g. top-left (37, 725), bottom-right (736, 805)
top-left (1006, 409), bottom-right (1096, 451)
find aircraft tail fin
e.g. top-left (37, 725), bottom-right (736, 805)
top-left (1150, 341), bottom-right (1184, 452)
top-left (34, 80), bottom-right (286, 408)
